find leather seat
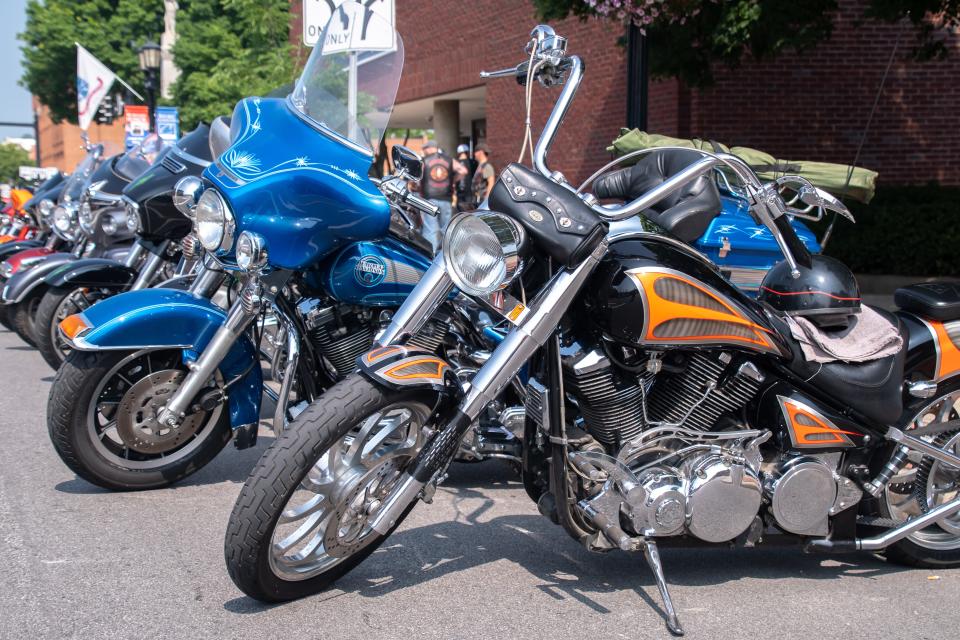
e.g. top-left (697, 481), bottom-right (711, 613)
top-left (593, 149), bottom-right (722, 243)
top-left (895, 281), bottom-right (960, 321)
top-left (767, 307), bottom-right (905, 425)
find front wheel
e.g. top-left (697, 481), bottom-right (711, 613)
top-left (11, 287), bottom-right (44, 346)
top-left (35, 285), bottom-right (113, 370)
top-left (47, 348), bottom-right (232, 490)
top-left (225, 374), bottom-right (435, 602)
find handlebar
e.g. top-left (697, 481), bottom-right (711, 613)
top-left (375, 175), bottom-right (440, 218)
top-left (405, 192), bottom-right (440, 217)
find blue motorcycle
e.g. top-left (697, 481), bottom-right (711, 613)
top-left (44, 31), bottom-right (489, 490)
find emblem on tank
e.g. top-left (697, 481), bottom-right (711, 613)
top-left (355, 255), bottom-right (388, 287)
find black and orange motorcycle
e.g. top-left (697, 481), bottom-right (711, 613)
top-left (223, 24), bottom-right (960, 636)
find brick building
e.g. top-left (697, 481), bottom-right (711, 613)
top-left (292, 0), bottom-right (960, 188)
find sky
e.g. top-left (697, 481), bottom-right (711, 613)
top-left (0, 0), bottom-right (36, 140)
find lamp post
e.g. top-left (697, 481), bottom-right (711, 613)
top-left (137, 41), bottom-right (162, 132)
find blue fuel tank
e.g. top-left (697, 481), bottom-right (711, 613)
top-left (322, 237), bottom-right (432, 307)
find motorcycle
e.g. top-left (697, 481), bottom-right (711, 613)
top-left (46, 29), bottom-right (509, 491)
top-left (31, 126), bottom-right (223, 369)
top-left (224, 22), bottom-right (960, 638)
top-left (0, 142), bottom-right (137, 346)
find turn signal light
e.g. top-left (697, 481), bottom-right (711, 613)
top-left (59, 314), bottom-right (91, 340)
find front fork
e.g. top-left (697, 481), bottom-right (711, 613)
top-left (370, 241), bottom-right (608, 534)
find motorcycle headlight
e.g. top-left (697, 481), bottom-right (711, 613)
top-left (53, 203), bottom-right (78, 236)
top-left (173, 176), bottom-right (204, 218)
top-left (38, 198), bottom-right (54, 221)
top-left (78, 201), bottom-right (95, 233)
top-left (442, 212), bottom-right (525, 296)
top-left (194, 188), bottom-right (235, 253)
top-left (101, 214), bottom-right (118, 236)
top-left (235, 231), bottom-right (268, 271)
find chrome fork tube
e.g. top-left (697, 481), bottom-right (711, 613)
top-left (371, 241), bottom-right (607, 534)
top-left (271, 309), bottom-right (301, 435)
top-left (122, 242), bottom-right (145, 268)
top-left (188, 262), bottom-right (226, 298)
top-left (129, 243), bottom-right (168, 291)
top-left (377, 253), bottom-right (453, 346)
top-left (156, 288), bottom-right (260, 428)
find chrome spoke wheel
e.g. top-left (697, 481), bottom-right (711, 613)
top-left (86, 349), bottom-right (224, 470)
top-left (885, 389), bottom-right (960, 550)
top-left (268, 402), bottom-right (427, 581)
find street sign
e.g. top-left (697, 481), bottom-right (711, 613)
top-left (155, 106), bottom-right (180, 144)
top-left (124, 105), bottom-right (150, 151)
top-left (302, 0), bottom-right (395, 48)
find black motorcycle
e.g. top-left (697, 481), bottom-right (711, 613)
top-left (225, 26), bottom-right (960, 636)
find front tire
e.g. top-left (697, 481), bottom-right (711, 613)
top-left (47, 348), bottom-right (232, 490)
top-left (225, 374), bottom-right (434, 602)
top-left (11, 287), bottom-right (44, 346)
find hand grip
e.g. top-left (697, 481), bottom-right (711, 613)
top-left (406, 192), bottom-right (439, 217)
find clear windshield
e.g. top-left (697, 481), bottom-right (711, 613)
top-left (115, 133), bottom-right (168, 181)
top-left (60, 145), bottom-right (103, 204)
top-left (290, 2), bottom-right (404, 154)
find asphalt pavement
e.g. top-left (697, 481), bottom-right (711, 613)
top-left (0, 324), bottom-right (957, 640)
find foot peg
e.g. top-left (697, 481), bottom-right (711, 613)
top-left (642, 539), bottom-right (684, 636)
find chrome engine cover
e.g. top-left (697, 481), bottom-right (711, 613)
top-left (625, 467), bottom-right (686, 536)
top-left (685, 454), bottom-right (763, 542)
top-left (764, 455), bottom-right (838, 536)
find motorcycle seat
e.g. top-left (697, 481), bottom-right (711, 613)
top-left (768, 307), bottom-right (906, 425)
top-left (895, 281), bottom-right (960, 322)
top-left (593, 149), bottom-right (722, 243)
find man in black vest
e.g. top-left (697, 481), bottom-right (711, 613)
top-left (419, 140), bottom-right (467, 253)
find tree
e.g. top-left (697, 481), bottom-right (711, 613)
top-left (0, 144), bottom-right (35, 184)
top-left (170, 0), bottom-right (296, 129)
top-left (533, 0), bottom-right (960, 87)
top-left (19, 0), bottom-right (165, 124)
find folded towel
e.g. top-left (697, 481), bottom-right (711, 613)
top-left (785, 306), bottom-right (903, 363)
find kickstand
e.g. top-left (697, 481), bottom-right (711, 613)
top-left (642, 539), bottom-right (684, 636)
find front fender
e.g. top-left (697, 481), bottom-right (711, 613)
top-left (0, 239), bottom-right (43, 262)
top-left (69, 288), bottom-right (261, 429)
top-left (358, 345), bottom-right (460, 394)
top-left (44, 258), bottom-right (137, 289)
top-left (2, 252), bottom-right (76, 303)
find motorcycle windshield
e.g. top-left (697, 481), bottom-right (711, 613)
top-left (59, 146), bottom-right (103, 204)
top-left (289, 2), bottom-right (403, 154)
top-left (114, 133), bottom-right (168, 181)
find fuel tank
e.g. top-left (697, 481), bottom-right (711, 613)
top-left (586, 234), bottom-right (789, 357)
top-left (203, 97), bottom-right (391, 270)
top-left (123, 124), bottom-right (212, 241)
top-left (321, 237), bottom-right (430, 307)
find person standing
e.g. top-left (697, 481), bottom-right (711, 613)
top-left (472, 143), bottom-right (496, 205)
top-left (419, 140), bottom-right (466, 253)
top-left (455, 143), bottom-right (477, 212)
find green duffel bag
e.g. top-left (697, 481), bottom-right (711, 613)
top-left (607, 129), bottom-right (878, 204)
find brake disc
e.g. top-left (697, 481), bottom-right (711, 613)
top-left (116, 370), bottom-right (207, 455)
top-left (321, 458), bottom-right (404, 558)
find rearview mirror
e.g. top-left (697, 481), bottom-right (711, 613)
top-left (392, 145), bottom-right (423, 182)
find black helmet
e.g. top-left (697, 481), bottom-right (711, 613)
top-left (759, 255), bottom-right (861, 328)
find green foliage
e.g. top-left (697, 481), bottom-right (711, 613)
top-left (821, 185), bottom-right (960, 276)
top-left (0, 144), bottom-right (35, 184)
top-left (533, 0), bottom-right (960, 87)
top-left (171, 0), bottom-right (295, 129)
top-left (18, 0), bottom-right (165, 124)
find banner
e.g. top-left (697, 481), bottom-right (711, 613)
top-left (76, 45), bottom-right (117, 131)
top-left (155, 106), bottom-right (180, 144)
top-left (124, 105), bottom-right (151, 151)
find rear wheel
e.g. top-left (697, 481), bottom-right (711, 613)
top-left (47, 348), bottom-right (232, 490)
top-left (36, 285), bottom-right (112, 370)
top-left (225, 374), bottom-right (435, 601)
top-left (881, 383), bottom-right (960, 567)
top-left (12, 287), bottom-right (44, 346)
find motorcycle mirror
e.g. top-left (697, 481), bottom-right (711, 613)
top-left (392, 145), bottom-right (423, 182)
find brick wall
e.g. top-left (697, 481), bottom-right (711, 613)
top-left (394, 1), bottom-right (627, 186)
top-left (35, 99), bottom-right (126, 171)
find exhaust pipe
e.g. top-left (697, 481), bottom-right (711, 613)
top-left (807, 494), bottom-right (960, 554)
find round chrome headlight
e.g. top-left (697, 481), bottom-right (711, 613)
top-left (235, 231), bottom-right (268, 271)
top-left (101, 215), bottom-right (118, 236)
top-left (78, 200), bottom-right (95, 233)
top-left (442, 212), bottom-right (524, 296)
top-left (38, 198), bottom-right (54, 221)
top-left (53, 203), bottom-right (78, 236)
top-left (194, 188), bottom-right (235, 253)
top-left (173, 176), bottom-right (204, 218)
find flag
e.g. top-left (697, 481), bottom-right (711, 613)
top-left (76, 44), bottom-right (116, 130)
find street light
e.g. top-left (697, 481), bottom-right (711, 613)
top-left (137, 41), bottom-right (162, 132)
